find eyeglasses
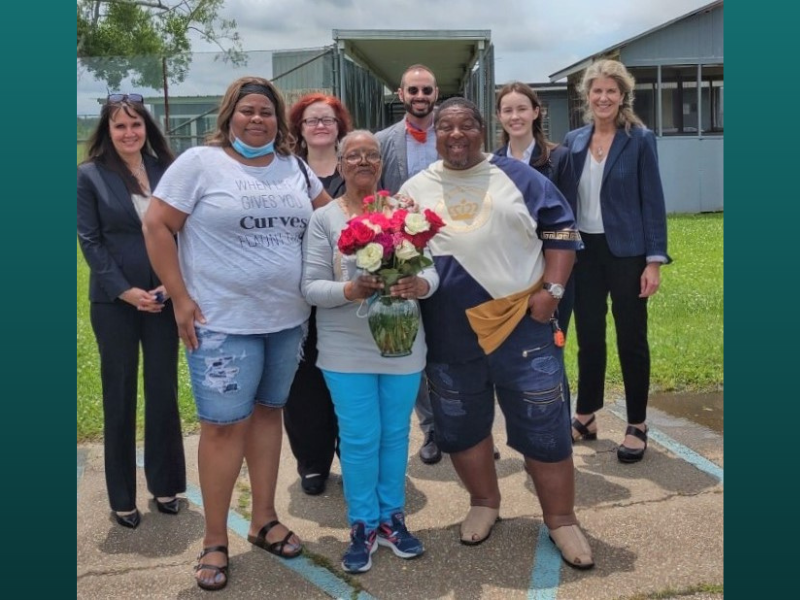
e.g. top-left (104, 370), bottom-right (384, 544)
top-left (107, 93), bottom-right (144, 104)
top-left (406, 86), bottom-right (434, 96)
top-left (302, 117), bottom-right (337, 128)
top-left (341, 150), bottom-right (382, 165)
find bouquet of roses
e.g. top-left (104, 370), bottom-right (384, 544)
top-left (337, 190), bottom-right (445, 289)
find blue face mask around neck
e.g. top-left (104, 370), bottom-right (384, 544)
top-left (231, 136), bottom-right (275, 159)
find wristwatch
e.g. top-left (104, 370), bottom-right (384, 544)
top-left (543, 282), bottom-right (565, 299)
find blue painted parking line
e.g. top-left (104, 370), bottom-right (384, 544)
top-left (608, 406), bottom-right (724, 484)
top-left (525, 404), bottom-right (725, 599)
top-left (77, 448), bottom-right (87, 501)
top-left (185, 479), bottom-right (377, 600)
top-left (529, 524), bottom-right (560, 600)
top-left (132, 448), bottom-right (376, 599)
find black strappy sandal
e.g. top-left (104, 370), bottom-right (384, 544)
top-left (194, 545), bottom-right (229, 591)
top-left (617, 425), bottom-right (648, 463)
top-left (571, 414), bottom-right (597, 442)
top-left (248, 520), bottom-right (302, 558)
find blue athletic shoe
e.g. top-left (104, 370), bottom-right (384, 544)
top-left (341, 522), bottom-right (377, 573)
top-left (377, 512), bottom-right (425, 558)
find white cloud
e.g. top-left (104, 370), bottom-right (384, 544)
top-left (215, 0), bottom-right (713, 80)
top-left (77, 0), bottom-right (715, 114)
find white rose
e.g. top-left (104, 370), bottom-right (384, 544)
top-left (355, 243), bottom-right (384, 272)
top-left (365, 221), bottom-right (383, 234)
top-left (404, 213), bottom-right (430, 235)
top-left (395, 239), bottom-right (420, 261)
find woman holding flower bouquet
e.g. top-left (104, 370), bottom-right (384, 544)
top-left (302, 130), bottom-right (440, 574)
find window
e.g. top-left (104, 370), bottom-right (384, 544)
top-left (629, 65), bottom-right (723, 136)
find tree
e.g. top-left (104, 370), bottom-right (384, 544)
top-left (77, 0), bottom-right (244, 90)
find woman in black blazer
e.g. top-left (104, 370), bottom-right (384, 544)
top-left (77, 95), bottom-right (186, 528)
top-left (562, 60), bottom-right (670, 463)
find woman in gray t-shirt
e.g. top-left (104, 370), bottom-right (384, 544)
top-left (144, 76), bottom-right (331, 592)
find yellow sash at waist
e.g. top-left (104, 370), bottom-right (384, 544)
top-left (464, 279), bottom-right (543, 355)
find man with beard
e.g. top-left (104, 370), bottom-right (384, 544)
top-left (397, 97), bottom-right (593, 570)
top-left (375, 64), bottom-right (442, 465)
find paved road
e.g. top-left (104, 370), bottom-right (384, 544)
top-left (77, 398), bottom-right (723, 599)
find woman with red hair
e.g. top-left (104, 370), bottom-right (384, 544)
top-left (288, 93), bottom-right (352, 199)
top-left (284, 93), bottom-right (353, 495)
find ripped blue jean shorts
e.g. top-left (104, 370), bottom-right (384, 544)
top-left (186, 325), bottom-right (304, 424)
top-left (426, 317), bottom-right (571, 462)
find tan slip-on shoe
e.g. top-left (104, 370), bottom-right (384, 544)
top-left (549, 524), bottom-right (594, 569)
top-left (460, 506), bottom-right (500, 546)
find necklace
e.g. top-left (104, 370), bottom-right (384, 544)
top-left (337, 195), bottom-right (362, 217)
top-left (338, 192), bottom-right (379, 217)
top-left (127, 159), bottom-right (149, 194)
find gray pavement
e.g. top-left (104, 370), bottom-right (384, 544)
top-left (77, 398), bottom-right (723, 599)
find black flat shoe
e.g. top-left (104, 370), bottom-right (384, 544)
top-left (419, 431), bottom-right (442, 465)
top-left (300, 474), bottom-right (327, 496)
top-left (155, 497), bottom-right (181, 515)
top-left (617, 425), bottom-right (648, 463)
top-left (114, 509), bottom-right (141, 529)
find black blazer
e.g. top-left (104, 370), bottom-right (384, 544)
top-left (493, 143), bottom-right (577, 216)
top-left (77, 155), bottom-right (167, 303)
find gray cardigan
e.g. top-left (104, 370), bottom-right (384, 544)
top-left (301, 201), bottom-right (439, 374)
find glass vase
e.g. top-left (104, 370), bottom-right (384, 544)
top-left (367, 295), bottom-right (420, 358)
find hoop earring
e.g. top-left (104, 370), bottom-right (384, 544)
top-left (300, 139), bottom-right (307, 149)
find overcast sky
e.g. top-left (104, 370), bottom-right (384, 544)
top-left (202, 0), bottom-right (713, 81)
top-left (77, 0), bottom-right (715, 115)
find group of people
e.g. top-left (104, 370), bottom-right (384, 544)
top-left (77, 58), bottom-right (669, 590)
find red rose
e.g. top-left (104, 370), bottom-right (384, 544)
top-left (389, 209), bottom-right (408, 231)
top-left (351, 220), bottom-right (376, 246)
top-left (409, 230), bottom-right (435, 248)
top-left (337, 227), bottom-right (358, 255)
top-left (424, 209), bottom-right (446, 233)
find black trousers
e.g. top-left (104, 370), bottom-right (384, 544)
top-left (573, 233), bottom-right (650, 424)
top-left (90, 300), bottom-right (186, 512)
top-left (283, 308), bottom-right (339, 478)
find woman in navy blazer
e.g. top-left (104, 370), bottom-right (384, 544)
top-left (77, 95), bottom-right (186, 527)
top-left (562, 60), bottom-right (670, 463)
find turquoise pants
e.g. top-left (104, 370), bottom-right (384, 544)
top-left (322, 370), bottom-right (422, 529)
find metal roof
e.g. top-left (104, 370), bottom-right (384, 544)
top-left (332, 29), bottom-right (492, 95)
top-left (548, 0), bottom-right (723, 82)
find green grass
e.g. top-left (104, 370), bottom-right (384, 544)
top-left (616, 582), bottom-right (723, 599)
top-left (76, 240), bottom-right (198, 442)
top-left (77, 214), bottom-right (723, 441)
top-left (563, 213), bottom-right (723, 394)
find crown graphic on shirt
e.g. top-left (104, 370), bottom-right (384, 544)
top-left (447, 199), bottom-right (480, 221)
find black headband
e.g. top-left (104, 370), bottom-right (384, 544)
top-left (237, 83), bottom-right (279, 106)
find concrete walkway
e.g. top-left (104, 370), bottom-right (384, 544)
top-left (77, 398), bottom-right (723, 599)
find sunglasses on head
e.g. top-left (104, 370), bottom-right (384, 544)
top-left (406, 86), bottom-right (434, 96)
top-left (107, 93), bottom-right (144, 104)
